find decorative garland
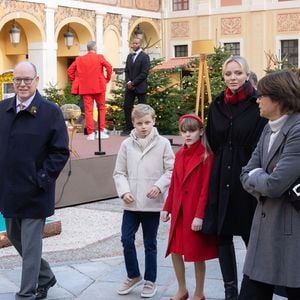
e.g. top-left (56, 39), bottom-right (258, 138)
top-left (0, 71), bottom-right (14, 101)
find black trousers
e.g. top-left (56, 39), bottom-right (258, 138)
top-left (239, 275), bottom-right (300, 300)
top-left (218, 234), bottom-right (250, 247)
top-left (124, 90), bottom-right (146, 131)
top-left (217, 234), bottom-right (249, 286)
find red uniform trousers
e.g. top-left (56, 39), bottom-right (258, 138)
top-left (83, 93), bottom-right (106, 134)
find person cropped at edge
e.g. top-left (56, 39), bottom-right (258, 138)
top-left (201, 56), bottom-right (267, 300)
top-left (161, 114), bottom-right (217, 300)
top-left (238, 70), bottom-right (300, 300)
top-left (122, 38), bottom-right (150, 135)
top-left (248, 71), bottom-right (258, 90)
top-left (0, 61), bottom-right (69, 300)
top-left (113, 104), bottom-right (174, 298)
top-left (67, 40), bottom-right (112, 140)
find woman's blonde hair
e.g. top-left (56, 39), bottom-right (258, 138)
top-left (222, 55), bottom-right (250, 77)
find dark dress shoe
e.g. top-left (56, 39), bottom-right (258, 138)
top-left (36, 276), bottom-right (57, 299)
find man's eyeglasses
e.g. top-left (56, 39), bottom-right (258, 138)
top-left (13, 77), bottom-right (36, 85)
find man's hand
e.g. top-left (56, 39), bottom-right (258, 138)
top-left (146, 186), bottom-right (161, 199)
top-left (126, 82), bottom-right (135, 91)
top-left (122, 192), bottom-right (135, 204)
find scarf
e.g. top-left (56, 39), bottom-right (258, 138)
top-left (224, 80), bottom-right (254, 105)
top-left (132, 127), bottom-right (157, 151)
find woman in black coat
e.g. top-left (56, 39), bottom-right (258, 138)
top-left (202, 56), bottom-right (267, 300)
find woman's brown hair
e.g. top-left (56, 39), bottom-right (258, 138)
top-left (257, 70), bottom-right (300, 113)
top-left (178, 114), bottom-right (212, 160)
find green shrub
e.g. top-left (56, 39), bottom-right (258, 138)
top-left (106, 48), bottom-right (232, 134)
top-left (43, 82), bottom-right (80, 107)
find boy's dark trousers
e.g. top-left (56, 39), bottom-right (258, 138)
top-left (121, 210), bottom-right (160, 282)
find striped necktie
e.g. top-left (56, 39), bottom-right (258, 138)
top-left (18, 103), bottom-right (25, 112)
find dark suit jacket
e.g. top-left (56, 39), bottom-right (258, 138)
top-left (0, 91), bottom-right (70, 218)
top-left (125, 51), bottom-right (150, 94)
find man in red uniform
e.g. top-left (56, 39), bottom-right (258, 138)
top-left (68, 41), bottom-right (112, 140)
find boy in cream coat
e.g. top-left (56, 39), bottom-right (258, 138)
top-left (113, 104), bottom-right (174, 298)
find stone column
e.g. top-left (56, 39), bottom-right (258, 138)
top-left (43, 3), bottom-right (58, 90)
top-left (96, 12), bottom-right (105, 54)
top-left (27, 42), bottom-right (46, 92)
top-left (120, 15), bottom-right (131, 67)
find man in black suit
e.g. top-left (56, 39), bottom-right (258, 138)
top-left (0, 61), bottom-right (69, 300)
top-left (122, 38), bottom-right (150, 135)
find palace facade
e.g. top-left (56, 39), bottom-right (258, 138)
top-left (0, 0), bottom-right (299, 97)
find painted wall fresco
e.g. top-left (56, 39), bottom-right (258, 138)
top-left (81, 0), bottom-right (117, 4)
top-left (221, 17), bottom-right (241, 35)
top-left (171, 21), bottom-right (189, 38)
top-left (221, 0), bottom-right (242, 6)
top-left (55, 6), bottom-right (95, 32)
top-left (120, 0), bottom-right (133, 8)
top-left (278, 13), bottom-right (300, 32)
top-left (80, 0), bottom-right (160, 11)
top-left (136, 0), bottom-right (160, 11)
top-left (104, 13), bottom-right (122, 35)
top-left (0, 0), bottom-right (45, 28)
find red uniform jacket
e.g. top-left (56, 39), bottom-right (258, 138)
top-left (67, 51), bottom-right (112, 95)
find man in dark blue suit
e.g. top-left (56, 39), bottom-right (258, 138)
top-left (122, 38), bottom-right (150, 135)
top-left (0, 61), bottom-right (69, 300)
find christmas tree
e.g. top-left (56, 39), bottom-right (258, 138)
top-left (106, 58), bottom-right (182, 134)
top-left (178, 46), bottom-right (231, 123)
top-left (106, 47), bottom-right (231, 134)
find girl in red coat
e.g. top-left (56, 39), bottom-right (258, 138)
top-left (162, 114), bottom-right (217, 300)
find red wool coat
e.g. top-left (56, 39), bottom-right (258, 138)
top-left (163, 141), bottom-right (217, 262)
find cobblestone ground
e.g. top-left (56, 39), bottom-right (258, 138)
top-left (0, 198), bottom-right (169, 268)
top-left (0, 199), bottom-right (285, 299)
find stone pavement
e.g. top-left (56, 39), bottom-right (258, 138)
top-left (0, 199), bottom-right (285, 300)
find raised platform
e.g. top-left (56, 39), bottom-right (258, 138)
top-left (0, 132), bottom-right (181, 248)
top-left (55, 131), bottom-right (182, 208)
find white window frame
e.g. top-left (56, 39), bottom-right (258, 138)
top-left (215, 0), bottom-right (249, 13)
top-left (170, 40), bottom-right (192, 58)
top-left (174, 44), bottom-right (189, 57)
top-left (219, 38), bottom-right (244, 57)
top-left (269, 0), bottom-right (300, 9)
top-left (207, 0), bottom-right (300, 14)
top-left (172, 0), bottom-right (190, 11)
top-left (165, 0), bottom-right (193, 18)
top-left (276, 35), bottom-right (300, 68)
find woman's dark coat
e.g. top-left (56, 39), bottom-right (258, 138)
top-left (0, 91), bottom-right (69, 218)
top-left (202, 91), bottom-right (267, 235)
